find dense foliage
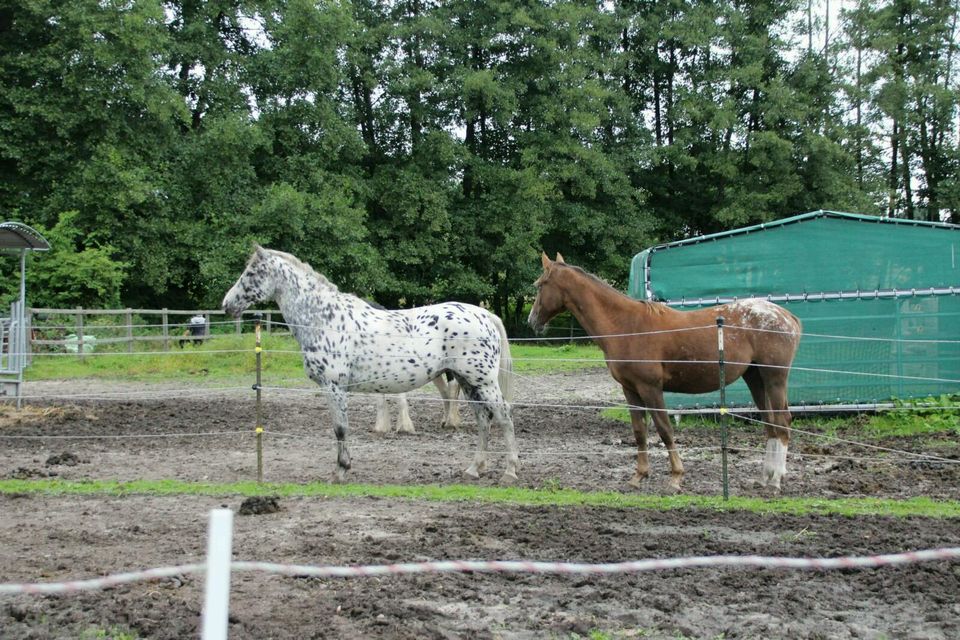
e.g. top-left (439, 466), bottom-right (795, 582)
top-left (1, 0), bottom-right (958, 326)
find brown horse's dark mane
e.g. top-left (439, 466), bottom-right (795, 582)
top-left (559, 263), bottom-right (667, 314)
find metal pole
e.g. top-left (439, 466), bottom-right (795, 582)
top-left (16, 250), bottom-right (25, 408)
top-left (254, 312), bottom-right (263, 483)
top-left (717, 316), bottom-right (729, 500)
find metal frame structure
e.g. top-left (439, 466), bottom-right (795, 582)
top-left (0, 222), bottom-right (50, 407)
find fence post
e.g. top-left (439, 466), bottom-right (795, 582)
top-left (125, 308), bottom-right (133, 353)
top-left (716, 316), bottom-right (729, 501)
top-left (254, 312), bottom-right (264, 483)
top-left (162, 308), bottom-right (170, 351)
top-left (201, 508), bottom-right (234, 640)
top-left (75, 307), bottom-right (85, 362)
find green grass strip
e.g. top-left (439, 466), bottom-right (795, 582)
top-left (25, 339), bottom-right (606, 381)
top-left (2, 478), bottom-right (959, 518)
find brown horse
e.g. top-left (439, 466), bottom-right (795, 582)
top-left (528, 252), bottom-right (802, 491)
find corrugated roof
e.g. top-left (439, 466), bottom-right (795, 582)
top-left (0, 222), bottom-right (50, 251)
top-left (648, 210), bottom-right (959, 251)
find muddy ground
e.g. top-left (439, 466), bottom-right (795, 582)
top-left (1, 372), bottom-right (959, 639)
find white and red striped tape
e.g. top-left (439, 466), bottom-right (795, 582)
top-left (3, 547), bottom-right (960, 596)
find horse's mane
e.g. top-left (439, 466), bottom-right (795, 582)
top-left (561, 263), bottom-right (667, 314)
top-left (264, 248), bottom-right (339, 292)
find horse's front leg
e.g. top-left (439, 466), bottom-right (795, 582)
top-left (621, 386), bottom-right (650, 489)
top-left (635, 386), bottom-right (684, 491)
top-left (325, 385), bottom-right (351, 483)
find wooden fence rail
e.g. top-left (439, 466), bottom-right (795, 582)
top-left (28, 308), bottom-right (285, 352)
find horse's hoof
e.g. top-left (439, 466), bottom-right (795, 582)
top-left (463, 468), bottom-right (480, 480)
top-left (500, 471), bottom-right (519, 485)
top-left (765, 478), bottom-right (783, 494)
top-left (665, 478), bottom-right (683, 493)
top-left (333, 468), bottom-right (349, 484)
top-left (627, 472), bottom-right (649, 490)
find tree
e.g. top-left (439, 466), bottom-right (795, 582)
top-left (24, 211), bottom-right (127, 308)
top-left (858, 0), bottom-right (960, 220)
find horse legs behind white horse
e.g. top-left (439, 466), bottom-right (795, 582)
top-left (374, 375), bottom-right (461, 435)
top-left (434, 375), bottom-right (461, 428)
top-left (374, 393), bottom-right (416, 434)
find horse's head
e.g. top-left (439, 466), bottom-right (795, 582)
top-left (221, 245), bottom-right (276, 318)
top-left (527, 252), bottom-right (567, 334)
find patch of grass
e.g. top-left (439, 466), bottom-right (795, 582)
top-left (3, 478), bottom-right (960, 518)
top-left (511, 342), bottom-right (607, 373)
top-left (80, 626), bottom-right (138, 640)
top-left (863, 395), bottom-right (960, 438)
top-left (601, 396), bottom-right (960, 440)
top-left (600, 407), bottom-right (720, 430)
top-left (25, 336), bottom-right (607, 382)
top-left (26, 334), bottom-right (302, 382)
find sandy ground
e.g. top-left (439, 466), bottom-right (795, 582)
top-left (1, 371), bottom-right (959, 639)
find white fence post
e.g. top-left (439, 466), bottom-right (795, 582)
top-left (201, 509), bottom-right (234, 640)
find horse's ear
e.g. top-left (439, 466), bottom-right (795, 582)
top-left (541, 252), bottom-right (552, 269)
top-left (556, 252), bottom-right (565, 264)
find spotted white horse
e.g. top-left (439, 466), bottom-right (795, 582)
top-left (222, 246), bottom-right (517, 483)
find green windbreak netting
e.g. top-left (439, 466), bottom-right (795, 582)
top-left (628, 212), bottom-right (960, 408)
top-left (632, 214), bottom-right (959, 303)
top-left (662, 296), bottom-right (960, 408)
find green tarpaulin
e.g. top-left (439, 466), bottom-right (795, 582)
top-left (628, 211), bottom-right (960, 408)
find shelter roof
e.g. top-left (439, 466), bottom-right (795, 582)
top-left (650, 210), bottom-right (958, 251)
top-left (629, 210), bottom-right (960, 302)
top-left (0, 222), bottom-right (50, 251)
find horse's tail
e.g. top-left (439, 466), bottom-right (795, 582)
top-left (786, 309), bottom-right (803, 350)
top-left (489, 311), bottom-right (514, 403)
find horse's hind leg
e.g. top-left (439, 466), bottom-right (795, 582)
top-left (461, 382), bottom-right (518, 484)
top-left (460, 382), bottom-right (489, 480)
top-left (493, 398), bottom-right (519, 484)
top-left (395, 393), bottom-right (416, 434)
top-left (744, 367), bottom-right (790, 490)
top-left (763, 373), bottom-right (792, 490)
top-left (374, 394), bottom-right (390, 434)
